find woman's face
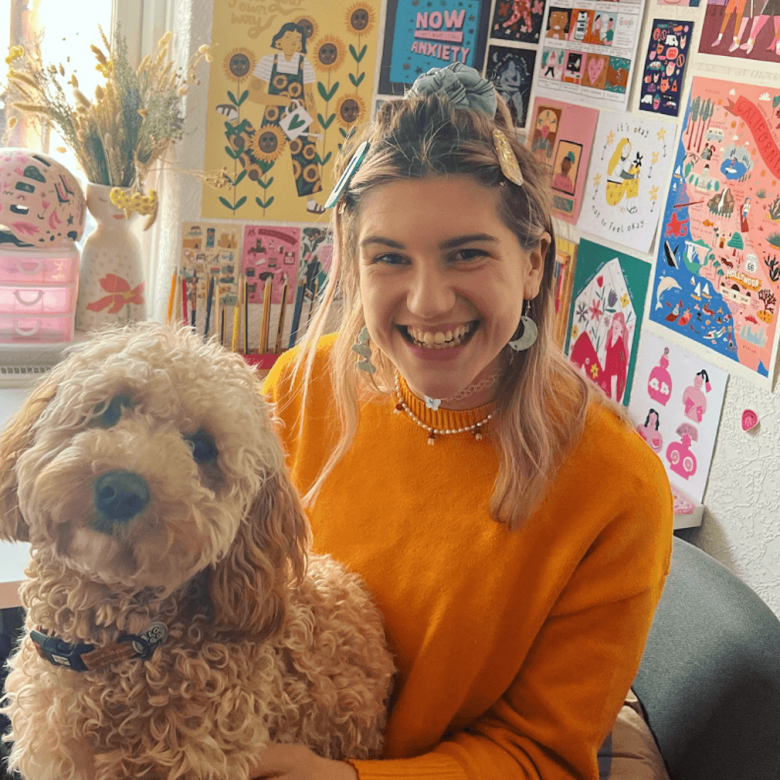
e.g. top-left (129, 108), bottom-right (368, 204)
top-left (357, 175), bottom-right (547, 402)
top-left (277, 30), bottom-right (302, 56)
top-left (612, 316), bottom-right (622, 336)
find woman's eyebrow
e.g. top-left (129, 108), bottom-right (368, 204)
top-left (359, 236), bottom-right (405, 249)
top-left (359, 233), bottom-right (499, 250)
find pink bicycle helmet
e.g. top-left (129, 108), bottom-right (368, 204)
top-left (0, 148), bottom-right (86, 247)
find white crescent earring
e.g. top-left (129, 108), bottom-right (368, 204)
top-left (508, 301), bottom-right (538, 352)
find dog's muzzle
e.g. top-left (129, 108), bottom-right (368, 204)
top-left (93, 471), bottom-right (150, 529)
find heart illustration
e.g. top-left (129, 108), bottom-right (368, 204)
top-left (597, 275), bottom-right (604, 287)
top-left (587, 56), bottom-right (604, 85)
top-left (742, 409), bottom-right (759, 432)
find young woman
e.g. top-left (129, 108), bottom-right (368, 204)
top-left (258, 64), bottom-right (673, 780)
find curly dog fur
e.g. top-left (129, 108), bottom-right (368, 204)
top-left (0, 324), bottom-right (394, 780)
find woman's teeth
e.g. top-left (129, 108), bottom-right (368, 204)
top-left (406, 322), bottom-right (475, 349)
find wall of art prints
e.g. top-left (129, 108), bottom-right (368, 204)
top-left (379, 0), bottom-right (491, 94)
top-left (528, 97), bottom-right (599, 221)
top-left (698, 0), bottom-right (780, 61)
top-left (577, 111), bottom-right (674, 253)
top-left (639, 19), bottom-right (694, 117)
top-left (535, 0), bottom-right (646, 110)
top-left (490, 0), bottom-right (548, 44)
top-left (648, 77), bottom-right (780, 384)
top-left (629, 330), bottom-right (728, 503)
top-left (564, 239), bottom-right (651, 405)
top-left (485, 45), bottom-right (537, 127)
top-left (202, 0), bottom-right (381, 222)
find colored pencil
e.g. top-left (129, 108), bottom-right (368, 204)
top-left (204, 275), bottom-right (215, 339)
top-left (275, 275), bottom-right (289, 354)
top-left (190, 274), bottom-right (198, 329)
top-left (166, 270), bottom-right (177, 324)
top-left (231, 279), bottom-right (241, 352)
top-left (259, 277), bottom-right (273, 354)
top-left (244, 275), bottom-right (249, 355)
top-left (181, 277), bottom-right (188, 325)
top-left (288, 279), bottom-right (305, 349)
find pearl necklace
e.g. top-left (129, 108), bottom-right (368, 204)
top-left (393, 375), bottom-right (494, 445)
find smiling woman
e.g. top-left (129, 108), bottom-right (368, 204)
top-left (261, 64), bottom-right (673, 780)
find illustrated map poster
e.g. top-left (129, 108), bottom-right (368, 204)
top-left (629, 330), bottom-right (728, 503)
top-left (698, 0), bottom-right (780, 62)
top-left (379, 0), bottom-right (491, 94)
top-left (639, 19), bottom-right (694, 117)
top-left (485, 45), bottom-right (537, 127)
top-left (577, 110), bottom-right (673, 253)
top-left (490, 0), bottom-right (548, 44)
top-left (565, 238), bottom-right (651, 406)
top-left (535, 0), bottom-right (646, 111)
top-left (202, 0), bottom-right (381, 222)
top-left (648, 77), bottom-right (780, 383)
top-left (528, 96), bottom-right (598, 222)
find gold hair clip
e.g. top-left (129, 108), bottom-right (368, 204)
top-left (492, 129), bottom-right (524, 187)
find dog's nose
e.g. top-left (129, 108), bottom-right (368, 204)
top-left (94, 471), bottom-right (150, 524)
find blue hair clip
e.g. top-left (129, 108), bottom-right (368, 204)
top-left (324, 140), bottom-right (371, 209)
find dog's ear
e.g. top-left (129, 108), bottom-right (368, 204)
top-left (207, 466), bottom-right (308, 639)
top-left (0, 372), bottom-right (60, 542)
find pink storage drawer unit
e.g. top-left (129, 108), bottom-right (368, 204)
top-left (0, 245), bottom-right (79, 286)
top-left (0, 312), bottom-right (74, 343)
top-left (0, 283), bottom-right (77, 315)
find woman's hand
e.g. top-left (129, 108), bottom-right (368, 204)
top-left (250, 744), bottom-right (358, 780)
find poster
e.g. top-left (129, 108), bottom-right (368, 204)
top-left (577, 111), bottom-right (674, 253)
top-left (699, 0), bottom-right (780, 61)
top-left (649, 77), bottom-right (780, 383)
top-left (490, 0), bottom-right (548, 44)
top-left (484, 45), bottom-right (537, 127)
top-left (565, 239), bottom-right (651, 405)
top-left (629, 330), bottom-right (728, 503)
top-left (379, 0), bottom-right (491, 94)
top-left (202, 0), bottom-right (382, 222)
top-left (179, 222), bottom-right (244, 334)
top-left (242, 225), bottom-right (301, 305)
top-left (639, 19), bottom-right (694, 117)
top-left (552, 236), bottom-right (578, 347)
top-left (535, 0), bottom-right (646, 111)
top-left (528, 96), bottom-right (599, 221)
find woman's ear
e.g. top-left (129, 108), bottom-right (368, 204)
top-left (526, 230), bottom-right (552, 299)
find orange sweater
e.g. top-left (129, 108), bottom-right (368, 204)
top-left (263, 335), bottom-right (674, 780)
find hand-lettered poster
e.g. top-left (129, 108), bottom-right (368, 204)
top-left (699, 0), bottom-right (780, 61)
top-left (564, 239), bottom-right (651, 405)
top-left (379, 0), bottom-right (491, 94)
top-left (490, 0), bottom-right (548, 44)
top-left (179, 222), bottom-right (244, 335)
top-left (485, 45), bottom-right (537, 127)
top-left (577, 111), bottom-right (674, 253)
top-left (639, 20), bottom-right (694, 117)
top-left (649, 78), bottom-right (780, 384)
top-left (553, 237), bottom-right (578, 347)
top-left (535, 0), bottom-right (646, 110)
top-left (202, 0), bottom-right (381, 222)
top-left (528, 97), bottom-right (598, 221)
top-left (629, 330), bottom-right (728, 503)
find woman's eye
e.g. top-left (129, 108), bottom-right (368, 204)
top-left (185, 430), bottom-right (218, 464)
top-left (95, 395), bottom-right (133, 428)
top-left (372, 253), bottom-right (408, 266)
top-left (452, 249), bottom-right (487, 263)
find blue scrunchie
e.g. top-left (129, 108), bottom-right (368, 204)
top-left (406, 62), bottom-right (497, 117)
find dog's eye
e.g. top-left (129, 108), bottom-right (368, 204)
top-left (96, 395), bottom-right (133, 428)
top-left (185, 430), bottom-right (218, 464)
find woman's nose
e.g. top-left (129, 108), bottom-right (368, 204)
top-left (407, 265), bottom-right (456, 318)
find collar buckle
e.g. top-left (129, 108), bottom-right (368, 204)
top-left (30, 628), bottom-right (93, 672)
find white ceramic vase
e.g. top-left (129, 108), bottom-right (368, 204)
top-left (75, 182), bottom-right (147, 331)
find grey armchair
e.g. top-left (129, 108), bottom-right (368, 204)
top-left (633, 536), bottom-right (780, 780)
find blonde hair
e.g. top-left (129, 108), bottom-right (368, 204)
top-left (293, 91), bottom-right (621, 529)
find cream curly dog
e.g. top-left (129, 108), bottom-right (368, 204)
top-left (0, 324), bottom-right (394, 780)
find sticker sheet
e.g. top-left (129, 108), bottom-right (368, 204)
top-left (528, 96), bottom-right (599, 221)
top-left (202, 0), bottom-right (382, 222)
top-left (379, 0), bottom-right (491, 94)
top-left (179, 222), bottom-right (244, 312)
top-left (241, 225), bottom-right (301, 305)
top-left (629, 330), bottom-right (728, 503)
top-left (485, 45), bottom-right (537, 127)
top-left (648, 77), bottom-right (780, 383)
top-left (639, 19), bottom-right (694, 117)
top-left (699, 0), bottom-right (780, 62)
top-left (565, 239), bottom-right (651, 405)
top-left (577, 110), bottom-right (674, 253)
top-left (535, 0), bottom-right (646, 111)
top-left (490, 0), bottom-right (548, 44)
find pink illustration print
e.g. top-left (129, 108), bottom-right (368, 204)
top-left (681, 369), bottom-right (711, 423)
top-left (601, 311), bottom-right (629, 402)
top-left (666, 423), bottom-right (698, 481)
top-left (647, 347), bottom-right (672, 405)
top-left (569, 331), bottom-right (604, 386)
top-left (637, 408), bottom-right (663, 454)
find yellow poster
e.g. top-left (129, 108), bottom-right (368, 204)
top-left (202, 0), bottom-right (381, 221)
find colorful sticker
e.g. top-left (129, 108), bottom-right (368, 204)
top-left (639, 20), bottom-right (694, 117)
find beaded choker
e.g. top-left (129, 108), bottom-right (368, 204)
top-left (393, 374), bottom-right (494, 445)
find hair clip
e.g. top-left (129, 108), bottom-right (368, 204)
top-left (325, 140), bottom-right (370, 209)
top-left (492, 129), bottom-right (524, 187)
